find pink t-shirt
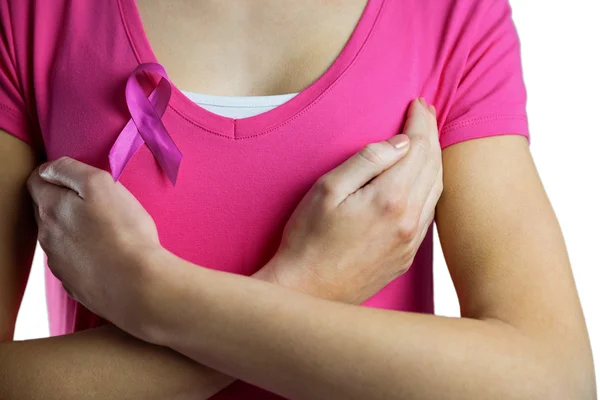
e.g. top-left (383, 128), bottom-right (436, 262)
top-left (0, 0), bottom-right (529, 398)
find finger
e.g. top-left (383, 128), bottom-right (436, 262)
top-left (27, 168), bottom-right (81, 239)
top-left (31, 200), bottom-right (40, 224)
top-left (412, 169), bottom-right (441, 248)
top-left (38, 156), bottom-right (110, 198)
top-left (319, 134), bottom-right (410, 202)
top-left (403, 147), bottom-right (442, 222)
top-left (407, 168), bottom-right (442, 257)
top-left (26, 167), bottom-right (69, 207)
top-left (417, 167), bottom-right (443, 232)
top-left (414, 211), bottom-right (435, 257)
top-left (370, 98), bottom-right (438, 194)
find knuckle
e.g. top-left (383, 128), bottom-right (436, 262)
top-left (397, 260), bottom-right (413, 276)
top-left (314, 175), bottom-right (338, 197)
top-left (393, 251), bottom-right (417, 277)
top-left (37, 228), bottom-right (51, 246)
top-left (396, 215), bottom-right (420, 241)
top-left (377, 195), bottom-right (408, 217)
top-left (358, 143), bottom-right (386, 166)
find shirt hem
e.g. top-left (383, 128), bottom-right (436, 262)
top-left (439, 115), bottom-right (530, 150)
top-left (0, 104), bottom-right (34, 146)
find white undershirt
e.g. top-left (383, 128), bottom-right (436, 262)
top-left (181, 90), bottom-right (299, 119)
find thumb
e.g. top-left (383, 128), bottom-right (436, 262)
top-left (320, 134), bottom-right (410, 202)
top-left (403, 97), bottom-right (436, 140)
top-left (38, 156), bottom-right (107, 198)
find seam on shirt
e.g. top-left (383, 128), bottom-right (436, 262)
top-left (442, 115), bottom-right (528, 134)
top-left (118, 0), bottom-right (144, 63)
top-left (0, 103), bottom-right (35, 145)
top-left (0, 103), bottom-right (20, 118)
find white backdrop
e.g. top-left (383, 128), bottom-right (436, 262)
top-left (14, 0), bottom-right (600, 394)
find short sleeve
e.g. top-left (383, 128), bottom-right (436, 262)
top-left (439, 0), bottom-right (530, 149)
top-left (0, 0), bottom-right (35, 145)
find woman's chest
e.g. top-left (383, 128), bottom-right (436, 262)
top-left (41, 75), bottom-right (415, 275)
top-left (135, 0), bottom-right (370, 96)
top-left (37, 0), bottom-right (429, 273)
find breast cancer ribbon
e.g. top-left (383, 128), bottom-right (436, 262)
top-left (109, 62), bottom-right (182, 185)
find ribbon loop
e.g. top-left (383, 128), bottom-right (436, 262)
top-left (109, 62), bottom-right (182, 185)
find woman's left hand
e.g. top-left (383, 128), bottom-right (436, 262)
top-left (26, 157), bottom-right (161, 330)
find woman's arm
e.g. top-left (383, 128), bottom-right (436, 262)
top-left (0, 324), bottom-right (236, 400)
top-left (131, 136), bottom-right (593, 400)
top-left (0, 131), bottom-right (237, 400)
top-left (28, 99), bottom-right (594, 398)
top-left (1, 117), bottom-right (415, 399)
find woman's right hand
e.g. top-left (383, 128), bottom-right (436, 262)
top-left (257, 98), bottom-right (442, 304)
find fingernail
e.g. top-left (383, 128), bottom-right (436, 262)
top-left (388, 134), bottom-right (410, 149)
top-left (38, 162), bottom-right (51, 178)
top-left (428, 104), bottom-right (437, 116)
top-left (419, 97), bottom-right (427, 108)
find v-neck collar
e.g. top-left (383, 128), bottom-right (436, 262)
top-left (117, 0), bottom-right (386, 139)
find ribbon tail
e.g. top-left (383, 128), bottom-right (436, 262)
top-left (109, 119), bottom-right (145, 181)
top-left (151, 138), bottom-right (182, 185)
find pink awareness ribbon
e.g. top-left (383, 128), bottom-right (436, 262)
top-left (109, 62), bottom-right (182, 185)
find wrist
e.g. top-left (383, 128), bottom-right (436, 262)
top-left (126, 245), bottom-right (180, 343)
top-left (252, 256), bottom-right (284, 284)
top-left (256, 253), bottom-right (340, 301)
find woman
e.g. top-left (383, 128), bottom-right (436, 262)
top-left (0, 0), bottom-right (595, 399)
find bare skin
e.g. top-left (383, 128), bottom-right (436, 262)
top-left (0, 132), bottom-right (245, 398)
top-left (137, 0), bottom-right (370, 96)
top-left (0, 103), bottom-right (416, 399)
top-left (1, 1), bottom-right (596, 399)
top-left (29, 108), bottom-right (596, 398)
top-left (0, 2), bottom-right (424, 399)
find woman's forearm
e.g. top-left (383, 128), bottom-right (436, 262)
top-left (0, 251), bottom-right (348, 400)
top-left (0, 264), bottom-right (307, 400)
top-left (137, 251), bottom-right (585, 400)
top-left (0, 323), bottom-right (234, 400)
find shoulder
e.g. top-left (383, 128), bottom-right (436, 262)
top-left (384, 0), bottom-right (510, 23)
top-left (380, 0), bottom-right (518, 58)
top-left (1, 0), bottom-right (121, 49)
